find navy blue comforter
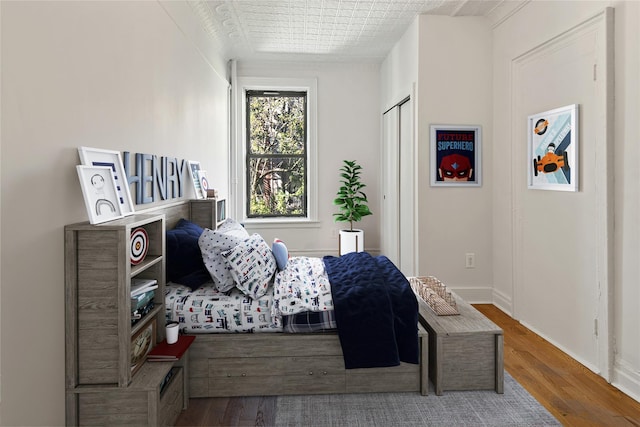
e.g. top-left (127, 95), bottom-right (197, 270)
top-left (323, 252), bottom-right (419, 369)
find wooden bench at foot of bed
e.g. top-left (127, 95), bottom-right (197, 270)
top-left (417, 290), bottom-right (504, 395)
top-left (188, 323), bottom-right (429, 397)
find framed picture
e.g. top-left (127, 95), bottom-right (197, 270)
top-left (78, 147), bottom-right (135, 215)
top-left (527, 104), bottom-right (578, 191)
top-left (130, 318), bottom-right (156, 376)
top-left (197, 170), bottom-right (209, 199)
top-left (76, 165), bottom-right (124, 224)
top-left (188, 161), bottom-right (204, 199)
top-left (430, 125), bottom-right (482, 187)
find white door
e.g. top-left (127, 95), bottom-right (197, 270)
top-left (512, 11), bottom-right (612, 377)
top-left (381, 107), bottom-right (399, 263)
top-left (382, 97), bottom-right (415, 276)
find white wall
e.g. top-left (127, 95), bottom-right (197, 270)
top-left (502, 3), bottom-right (612, 375)
top-left (382, 0), bottom-right (640, 404)
top-left (491, 0), bottom-right (640, 400)
top-left (610, 0), bottom-right (640, 402)
top-left (381, 15), bottom-right (494, 301)
top-left (1, 1), bottom-right (229, 424)
top-left (234, 61), bottom-right (381, 256)
top-left (417, 16), bottom-right (494, 300)
top-left (380, 18), bottom-right (418, 111)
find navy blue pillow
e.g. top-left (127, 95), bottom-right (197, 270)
top-left (166, 219), bottom-right (210, 290)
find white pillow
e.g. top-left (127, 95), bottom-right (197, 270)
top-left (222, 233), bottom-right (276, 299)
top-left (198, 219), bottom-right (250, 292)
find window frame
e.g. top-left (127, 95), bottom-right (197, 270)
top-left (234, 77), bottom-right (318, 226)
top-left (245, 89), bottom-right (308, 219)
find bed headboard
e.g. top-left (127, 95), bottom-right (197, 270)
top-left (141, 199), bottom-right (218, 230)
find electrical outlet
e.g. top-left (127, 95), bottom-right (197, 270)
top-left (465, 253), bottom-right (475, 268)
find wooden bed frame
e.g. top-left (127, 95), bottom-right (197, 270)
top-left (158, 199), bottom-right (429, 397)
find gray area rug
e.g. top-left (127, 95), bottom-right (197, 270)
top-left (275, 372), bottom-right (560, 427)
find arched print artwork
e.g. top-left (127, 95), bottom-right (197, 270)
top-left (90, 172), bottom-right (117, 215)
top-left (78, 146), bottom-right (135, 215)
top-left (77, 165), bottom-right (123, 224)
top-left (430, 125), bottom-right (482, 187)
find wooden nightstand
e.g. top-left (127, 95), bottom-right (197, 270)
top-left (67, 357), bottom-right (188, 426)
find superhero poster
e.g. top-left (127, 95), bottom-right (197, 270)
top-left (527, 104), bottom-right (578, 192)
top-left (430, 125), bottom-right (482, 187)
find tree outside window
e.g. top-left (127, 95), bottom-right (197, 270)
top-left (246, 90), bottom-right (307, 218)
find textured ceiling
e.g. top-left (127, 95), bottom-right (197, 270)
top-left (189, 0), bottom-right (521, 62)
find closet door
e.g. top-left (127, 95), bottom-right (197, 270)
top-left (382, 97), bottom-right (415, 275)
top-left (398, 98), bottom-right (414, 275)
top-left (381, 107), bottom-right (399, 264)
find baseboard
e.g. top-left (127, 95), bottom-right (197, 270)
top-left (612, 359), bottom-right (640, 404)
top-left (492, 288), bottom-right (513, 316)
top-left (290, 248), bottom-right (381, 258)
top-left (290, 249), bottom-right (338, 258)
top-left (448, 286), bottom-right (494, 303)
top-left (518, 319), bottom-right (600, 375)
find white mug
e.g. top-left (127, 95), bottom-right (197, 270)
top-left (166, 322), bottom-right (179, 344)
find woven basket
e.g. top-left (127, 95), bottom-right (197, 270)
top-left (409, 276), bottom-right (459, 316)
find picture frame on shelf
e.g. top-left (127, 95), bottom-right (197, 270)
top-left (78, 146), bottom-right (135, 215)
top-left (130, 318), bottom-right (156, 376)
top-left (430, 125), bottom-right (482, 187)
top-left (197, 170), bottom-right (209, 199)
top-left (527, 104), bottom-right (578, 192)
top-left (188, 160), bottom-right (204, 199)
top-left (76, 165), bottom-right (124, 224)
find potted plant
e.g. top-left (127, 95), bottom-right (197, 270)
top-left (333, 160), bottom-right (372, 255)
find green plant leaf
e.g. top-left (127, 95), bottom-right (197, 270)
top-left (333, 159), bottom-right (372, 225)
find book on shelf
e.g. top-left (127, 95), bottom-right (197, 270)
top-left (147, 335), bottom-right (195, 361)
top-left (131, 302), bottom-right (155, 325)
top-left (131, 278), bottom-right (158, 297)
top-left (131, 289), bottom-right (155, 312)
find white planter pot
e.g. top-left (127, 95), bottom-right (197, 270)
top-left (339, 229), bottom-right (364, 255)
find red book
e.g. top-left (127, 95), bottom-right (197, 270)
top-left (147, 335), bottom-right (195, 361)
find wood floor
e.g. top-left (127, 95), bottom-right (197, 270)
top-left (474, 304), bottom-right (640, 427)
top-left (176, 304), bottom-right (640, 427)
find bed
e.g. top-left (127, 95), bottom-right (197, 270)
top-left (160, 200), bottom-right (429, 397)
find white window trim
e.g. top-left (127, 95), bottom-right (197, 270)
top-left (232, 77), bottom-right (318, 225)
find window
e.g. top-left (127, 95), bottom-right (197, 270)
top-left (245, 90), bottom-right (307, 218)
top-left (234, 77), bottom-right (317, 224)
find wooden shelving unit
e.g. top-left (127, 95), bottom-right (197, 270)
top-left (64, 213), bottom-right (187, 426)
top-left (189, 197), bottom-right (224, 229)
